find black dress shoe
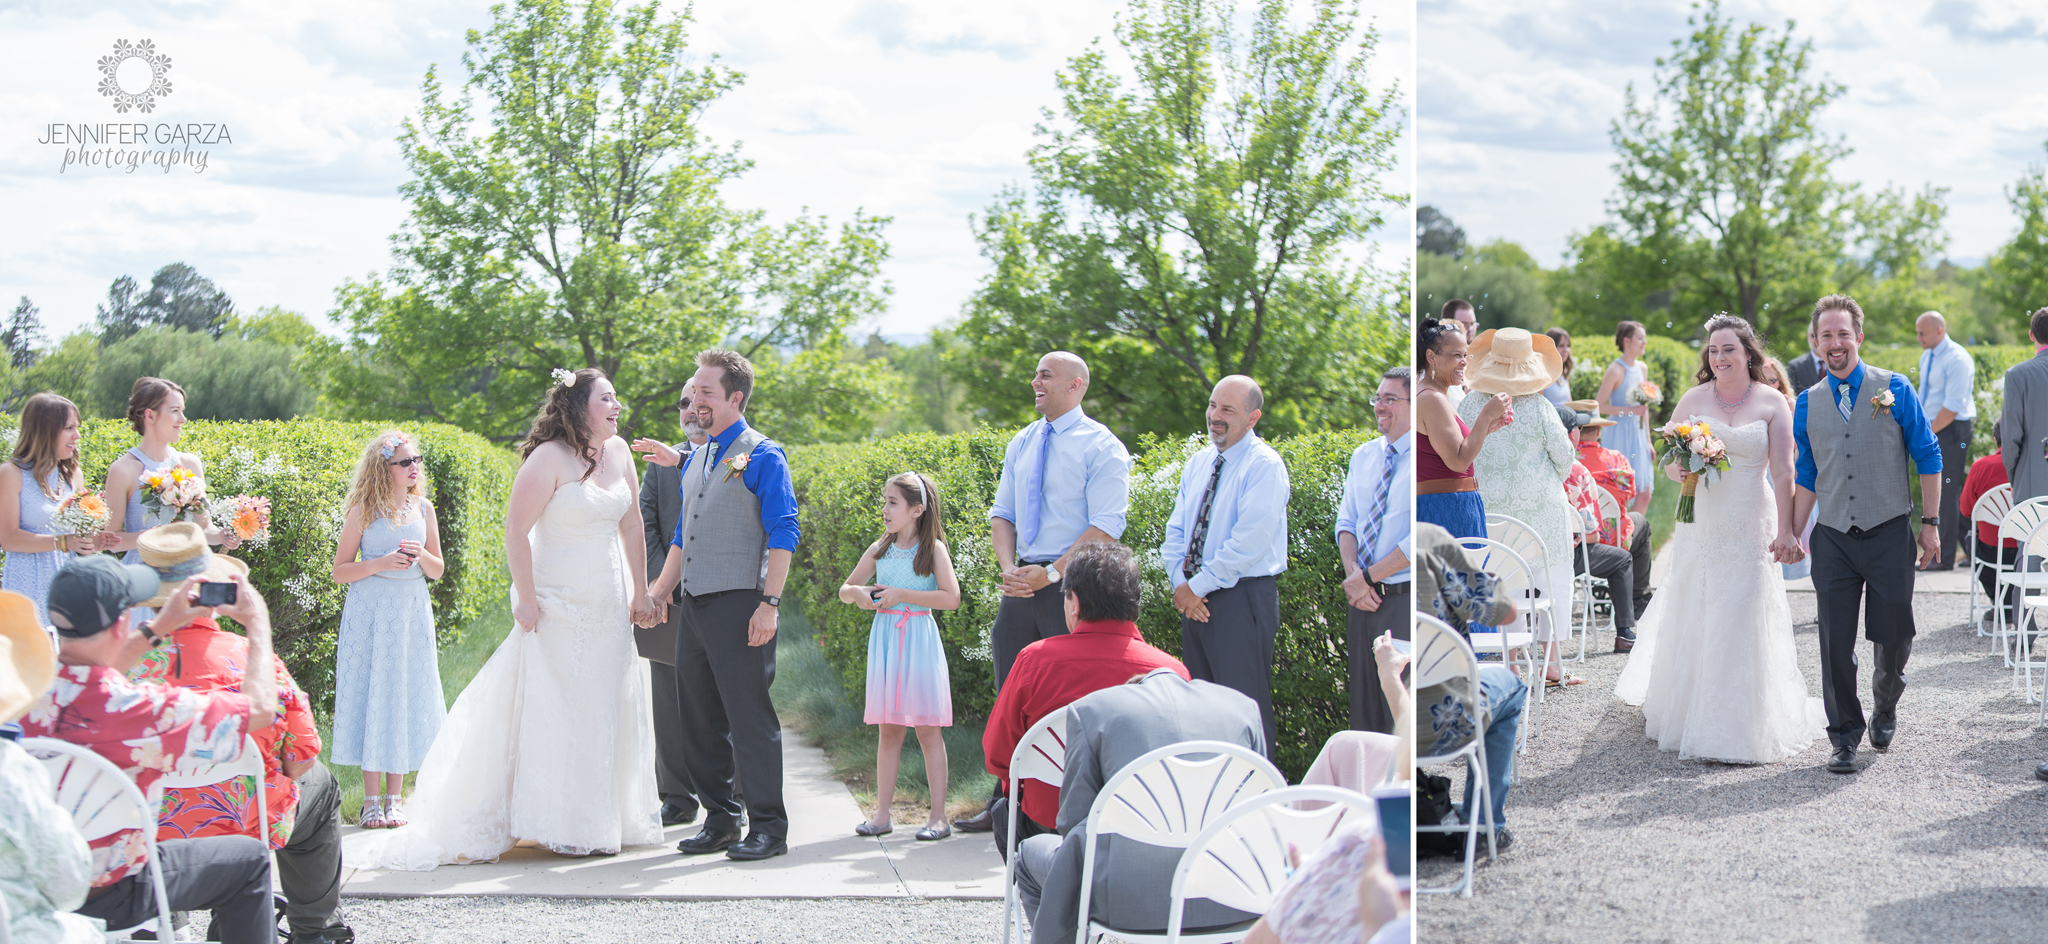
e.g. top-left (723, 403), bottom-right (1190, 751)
top-left (676, 825), bottom-right (742, 855)
top-left (2036, 760), bottom-right (2048, 782)
top-left (660, 798), bottom-right (700, 827)
top-left (1827, 746), bottom-right (1857, 774)
top-left (1870, 714), bottom-right (1896, 752)
top-left (953, 807), bottom-right (995, 833)
top-left (725, 833), bottom-right (789, 861)
top-left (1633, 592), bottom-right (1653, 621)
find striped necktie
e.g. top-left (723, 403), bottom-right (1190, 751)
top-left (1182, 455), bottom-right (1226, 580)
top-left (1836, 381), bottom-right (1853, 424)
top-left (1358, 441), bottom-right (1401, 571)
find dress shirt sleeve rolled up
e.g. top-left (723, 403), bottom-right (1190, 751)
top-left (1931, 342), bottom-right (1976, 418)
top-left (1888, 373), bottom-right (1943, 475)
top-left (1185, 450), bottom-right (1290, 598)
top-left (1082, 437), bottom-right (1132, 540)
top-left (1794, 389), bottom-right (1817, 491)
top-left (989, 429), bottom-right (1024, 525)
top-left (1334, 445), bottom-right (1367, 541)
top-left (743, 440), bottom-right (801, 552)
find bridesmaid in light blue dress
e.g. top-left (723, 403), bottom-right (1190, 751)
top-left (1598, 321), bottom-right (1658, 510)
top-left (330, 431), bottom-right (446, 829)
top-left (101, 378), bottom-right (243, 623)
top-left (837, 472), bottom-right (962, 840)
top-left (0, 393), bottom-right (98, 625)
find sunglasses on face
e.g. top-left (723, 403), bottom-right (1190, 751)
top-left (387, 456), bottom-right (424, 468)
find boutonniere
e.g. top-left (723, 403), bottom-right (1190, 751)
top-left (1870, 388), bottom-right (1894, 418)
top-left (722, 452), bottom-right (751, 481)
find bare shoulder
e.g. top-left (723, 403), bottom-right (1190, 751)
top-left (181, 450), bottom-right (206, 473)
top-left (105, 450), bottom-right (139, 478)
top-left (0, 461), bottom-right (19, 486)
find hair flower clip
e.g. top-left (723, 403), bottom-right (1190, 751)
top-left (551, 367), bottom-right (577, 388)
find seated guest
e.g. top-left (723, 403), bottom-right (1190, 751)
top-left (1961, 420), bottom-right (2019, 625)
top-left (129, 524), bottom-right (352, 944)
top-left (1013, 669), bottom-right (1264, 944)
top-left (17, 556), bottom-right (279, 944)
top-left (1416, 523), bottom-right (1524, 851)
top-left (1570, 398), bottom-right (1655, 621)
top-left (1245, 819), bottom-right (1409, 944)
top-left (982, 542), bottom-right (1188, 859)
top-left (1559, 405), bottom-right (1640, 651)
top-left (1, 590), bottom-right (102, 944)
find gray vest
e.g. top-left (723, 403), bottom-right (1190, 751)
top-left (1806, 365), bottom-right (1913, 533)
top-left (676, 425), bottom-right (772, 595)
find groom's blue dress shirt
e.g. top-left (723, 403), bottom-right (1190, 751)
top-left (1793, 360), bottom-right (1943, 492)
top-left (671, 416), bottom-right (800, 552)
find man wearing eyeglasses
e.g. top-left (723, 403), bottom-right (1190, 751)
top-left (1338, 367), bottom-right (1412, 734)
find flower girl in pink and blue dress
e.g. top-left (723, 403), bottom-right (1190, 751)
top-left (836, 472), bottom-right (962, 841)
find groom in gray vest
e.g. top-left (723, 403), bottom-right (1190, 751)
top-left (649, 349), bottom-right (799, 860)
top-left (1780, 295), bottom-right (1943, 775)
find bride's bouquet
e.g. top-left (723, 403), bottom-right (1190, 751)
top-left (138, 466), bottom-right (208, 520)
top-left (1656, 417), bottom-right (1731, 524)
top-left (208, 494), bottom-right (274, 549)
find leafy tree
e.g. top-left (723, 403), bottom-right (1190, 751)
top-left (1417, 240), bottom-right (1552, 331)
top-left (1417, 205), bottom-right (1465, 258)
top-left (316, 0), bottom-right (892, 445)
top-left (17, 333), bottom-right (103, 415)
top-left (1988, 148), bottom-right (2048, 327)
top-left (5, 298), bottom-right (43, 370)
top-left (95, 264), bottom-right (236, 345)
top-left (92, 327), bottom-right (313, 422)
top-left (958, 0), bottom-right (1406, 438)
top-left (228, 306), bottom-right (321, 348)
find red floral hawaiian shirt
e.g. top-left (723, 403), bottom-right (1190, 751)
top-left (17, 664), bottom-right (251, 887)
top-left (1576, 441), bottom-right (1638, 546)
top-left (1566, 461), bottom-right (1629, 548)
top-left (131, 617), bottom-right (319, 849)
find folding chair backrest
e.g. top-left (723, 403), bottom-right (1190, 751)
top-left (2000, 497), bottom-right (2048, 547)
top-left (23, 737), bottom-right (153, 842)
top-left (1010, 705), bottom-right (1069, 788)
top-left (156, 734), bottom-right (267, 843)
top-left (1456, 536), bottom-right (1537, 598)
top-left (1486, 514), bottom-right (1549, 568)
top-left (1974, 483), bottom-right (2014, 533)
top-left (1414, 615), bottom-right (1486, 767)
top-left (1173, 785), bottom-right (1378, 915)
top-left (1593, 488), bottom-right (1623, 539)
top-left (1090, 741), bottom-right (1284, 847)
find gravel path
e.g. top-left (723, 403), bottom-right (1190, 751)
top-left (1418, 589), bottom-right (2048, 943)
top-left (316, 897), bottom-right (999, 943)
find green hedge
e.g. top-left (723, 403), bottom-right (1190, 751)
top-left (1565, 333), bottom-right (1698, 428)
top-left (788, 426), bottom-right (1370, 780)
top-left (1862, 344), bottom-right (2033, 459)
top-left (0, 416), bottom-right (516, 710)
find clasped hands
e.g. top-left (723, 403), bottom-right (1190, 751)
top-left (631, 585), bottom-right (667, 627)
top-left (997, 564), bottom-right (1052, 598)
top-left (1768, 533), bottom-right (1806, 565)
top-left (1342, 567), bottom-right (1380, 612)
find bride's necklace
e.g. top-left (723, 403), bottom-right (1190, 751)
top-left (1713, 380), bottom-right (1755, 414)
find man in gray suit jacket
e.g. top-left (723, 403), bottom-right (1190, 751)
top-left (636, 395), bottom-right (708, 827)
top-left (2002, 309), bottom-right (2048, 506)
top-left (1014, 666), bottom-right (1265, 944)
top-left (1787, 321), bottom-right (1823, 394)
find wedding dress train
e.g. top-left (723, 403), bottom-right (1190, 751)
top-left (353, 478), bottom-right (661, 869)
top-left (1614, 419), bottom-right (1825, 764)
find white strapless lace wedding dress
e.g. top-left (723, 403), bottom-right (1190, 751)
top-left (353, 478), bottom-right (661, 869)
top-left (1614, 419), bottom-right (1826, 764)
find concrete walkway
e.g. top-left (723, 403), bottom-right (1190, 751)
top-left (339, 736), bottom-right (1006, 901)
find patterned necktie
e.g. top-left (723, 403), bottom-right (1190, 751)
top-left (1182, 455), bottom-right (1227, 580)
top-left (1017, 421), bottom-right (1055, 548)
top-left (700, 440), bottom-right (719, 481)
top-left (1836, 381), bottom-right (1853, 424)
top-left (1358, 441), bottom-right (1402, 572)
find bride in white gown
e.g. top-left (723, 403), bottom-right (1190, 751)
top-left (356, 369), bottom-right (663, 869)
top-left (1615, 315), bottom-right (1825, 764)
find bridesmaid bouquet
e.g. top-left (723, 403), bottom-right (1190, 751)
top-left (1656, 417), bottom-right (1731, 523)
top-left (1629, 380), bottom-right (1664, 407)
top-left (50, 489), bottom-right (112, 537)
top-left (208, 494), bottom-right (273, 548)
top-left (138, 466), bottom-right (209, 519)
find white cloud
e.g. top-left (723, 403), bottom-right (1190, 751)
top-left (1854, 61), bottom-right (1942, 106)
top-left (1922, 0), bottom-right (2048, 43)
top-left (764, 85), bottom-right (870, 135)
top-left (1420, 61), bottom-right (1621, 153)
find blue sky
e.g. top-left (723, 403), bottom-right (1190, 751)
top-left (0, 0), bottom-right (1411, 341)
top-left (1419, 0), bottom-right (2048, 267)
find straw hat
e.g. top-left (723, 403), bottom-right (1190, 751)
top-left (1464, 328), bottom-right (1564, 397)
top-left (1566, 399), bottom-right (1599, 413)
top-left (0, 591), bottom-right (54, 724)
top-left (137, 522), bottom-right (248, 609)
top-left (1555, 403), bottom-right (1617, 432)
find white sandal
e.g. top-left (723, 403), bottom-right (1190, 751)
top-left (359, 795), bottom-right (388, 829)
top-left (384, 795), bottom-right (409, 828)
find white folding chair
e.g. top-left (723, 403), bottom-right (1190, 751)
top-left (1457, 536), bottom-right (1543, 748)
top-left (1413, 614), bottom-right (1497, 897)
top-left (2014, 522), bottom-right (2048, 711)
top-left (1993, 498), bottom-right (2048, 666)
top-left (1001, 705), bottom-right (1069, 944)
top-left (1592, 489), bottom-right (1628, 628)
top-left (1562, 501), bottom-right (1609, 662)
top-left (1164, 785), bottom-right (1378, 943)
top-left (156, 734), bottom-right (277, 901)
top-left (21, 737), bottom-right (176, 942)
top-left (1074, 741), bottom-right (1284, 944)
top-left (1485, 514), bottom-right (1556, 636)
top-left (1969, 483), bottom-right (2014, 635)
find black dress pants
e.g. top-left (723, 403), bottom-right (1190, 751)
top-left (991, 578), bottom-right (1069, 690)
top-left (1348, 591), bottom-right (1408, 734)
top-left (674, 588), bottom-right (786, 840)
top-left (649, 657), bottom-right (702, 813)
top-left (78, 836), bottom-right (272, 943)
top-left (1936, 421), bottom-right (1972, 567)
top-left (278, 761), bottom-right (346, 938)
top-left (1572, 541), bottom-right (1636, 630)
top-left (1811, 517), bottom-right (1917, 749)
top-left (1181, 576), bottom-right (1281, 758)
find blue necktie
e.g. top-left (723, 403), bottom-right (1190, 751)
top-left (1359, 441), bottom-right (1401, 571)
top-left (1836, 381), bottom-right (1853, 424)
top-left (1017, 421), bottom-right (1054, 549)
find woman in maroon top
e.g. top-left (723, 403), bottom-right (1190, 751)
top-left (1416, 317), bottom-right (1511, 538)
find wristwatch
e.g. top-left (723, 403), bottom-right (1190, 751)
top-left (762, 595), bottom-right (781, 608)
top-left (1920, 516), bottom-right (1940, 526)
top-left (138, 620), bottom-right (162, 646)
top-left (1044, 565), bottom-right (1062, 585)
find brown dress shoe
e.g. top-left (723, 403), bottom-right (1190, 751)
top-left (952, 807), bottom-right (995, 833)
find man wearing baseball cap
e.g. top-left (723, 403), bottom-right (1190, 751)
top-left (0, 588), bottom-right (104, 943)
top-left (17, 556), bottom-right (278, 943)
top-left (1559, 404), bottom-right (1643, 652)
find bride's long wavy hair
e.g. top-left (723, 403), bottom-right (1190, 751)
top-left (521, 368), bottom-right (608, 481)
top-left (1693, 314), bottom-right (1770, 387)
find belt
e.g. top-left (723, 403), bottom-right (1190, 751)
top-left (1371, 580), bottom-right (1411, 597)
top-left (1417, 478), bottom-right (1478, 495)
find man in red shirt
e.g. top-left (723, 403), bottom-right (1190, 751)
top-left (982, 542), bottom-right (1188, 859)
top-left (19, 557), bottom-right (279, 944)
top-left (1961, 421), bottom-right (2019, 625)
top-left (1571, 399), bottom-right (1655, 622)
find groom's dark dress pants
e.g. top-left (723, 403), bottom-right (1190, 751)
top-left (1811, 515), bottom-right (1916, 749)
top-left (1936, 420), bottom-right (1972, 568)
top-left (674, 588), bottom-right (787, 841)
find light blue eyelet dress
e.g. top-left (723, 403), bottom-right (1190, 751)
top-left (330, 501), bottom-right (446, 774)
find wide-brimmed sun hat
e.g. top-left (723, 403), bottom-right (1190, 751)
top-left (137, 521), bottom-right (248, 609)
top-left (0, 591), bottom-right (54, 724)
top-left (1465, 328), bottom-right (1564, 397)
